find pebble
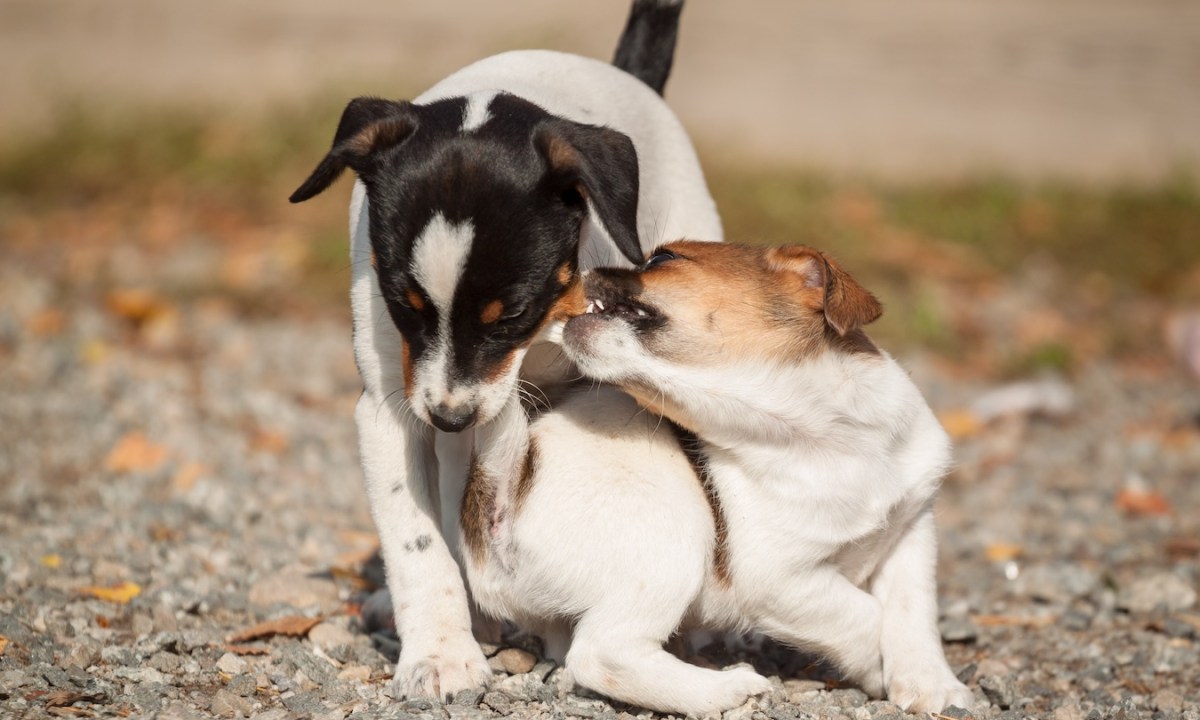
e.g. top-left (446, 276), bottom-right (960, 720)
top-left (216, 652), bottom-right (249, 675)
top-left (1117, 571), bottom-right (1197, 613)
top-left (337, 664), bottom-right (373, 682)
top-left (979, 675), bottom-right (1015, 709)
top-left (249, 571), bottom-right (342, 612)
top-left (211, 688), bottom-right (254, 718)
top-left (489, 647), bottom-right (537, 675)
top-left (309, 620), bottom-right (357, 650)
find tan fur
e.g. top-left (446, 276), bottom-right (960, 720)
top-left (480, 299), bottom-right (504, 325)
top-left (406, 289), bottom-right (425, 312)
top-left (460, 454), bottom-right (494, 567)
top-left (630, 241), bottom-right (881, 364)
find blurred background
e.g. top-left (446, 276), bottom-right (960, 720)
top-left (2, 4), bottom-right (1199, 716)
top-left (3, 0), bottom-right (1199, 378)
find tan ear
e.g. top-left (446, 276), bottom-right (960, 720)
top-left (766, 245), bottom-right (882, 335)
top-left (290, 98), bottom-right (416, 203)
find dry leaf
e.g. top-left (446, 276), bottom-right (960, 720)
top-left (984, 543), bottom-right (1024, 563)
top-left (249, 428), bottom-right (289, 454)
top-left (41, 553), bottom-right (62, 569)
top-left (971, 613), bottom-right (1057, 628)
top-left (79, 581), bottom-right (142, 604)
top-left (223, 643), bottom-right (271, 656)
top-left (105, 432), bottom-right (168, 473)
top-left (1115, 487), bottom-right (1172, 516)
top-left (45, 689), bottom-right (107, 708)
top-left (0, 635), bottom-right (9, 656)
top-left (105, 288), bottom-right (170, 325)
top-left (27, 308), bottom-right (66, 337)
top-left (227, 615), bottom-right (322, 644)
top-left (171, 461), bottom-right (209, 493)
top-left (939, 409), bottom-right (983, 440)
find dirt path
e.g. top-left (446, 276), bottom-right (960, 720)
top-left (3, 0), bottom-right (1199, 180)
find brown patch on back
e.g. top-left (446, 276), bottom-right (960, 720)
top-left (460, 453), bottom-right (495, 567)
top-left (670, 425), bottom-right (732, 588)
top-left (480, 299), bottom-right (504, 325)
top-left (405, 289), bottom-right (425, 311)
top-left (509, 440), bottom-right (540, 517)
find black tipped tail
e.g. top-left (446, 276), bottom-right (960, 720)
top-left (612, 0), bottom-right (685, 96)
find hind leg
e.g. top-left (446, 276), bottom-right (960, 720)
top-left (567, 611), bottom-right (770, 715)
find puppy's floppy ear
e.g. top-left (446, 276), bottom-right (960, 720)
top-left (289, 97), bottom-right (417, 203)
top-left (766, 246), bottom-right (883, 335)
top-left (534, 120), bottom-right (642, 265)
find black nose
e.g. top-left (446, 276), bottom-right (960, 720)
top-left (429, 403), bottom-right (477, 433)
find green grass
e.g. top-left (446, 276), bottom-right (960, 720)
top-left (2, 100), bottom-right (1198, 365)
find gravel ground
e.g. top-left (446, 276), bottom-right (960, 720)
top-left (2, 253), bottom-right (1199, 720)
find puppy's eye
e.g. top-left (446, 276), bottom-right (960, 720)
top-left (500, 302), bottom-right (529, 322)
top-left (642, 249), bottom-right (678, 270)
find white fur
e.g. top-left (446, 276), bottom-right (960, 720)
top-left (554, 313), bottom-right (976, 713)
top-left (465, 387), bottom-right (772, 715)
top-left (461, 90), bottom-right (497, 132)
top-left (348, 49), bottom-right (722, 700)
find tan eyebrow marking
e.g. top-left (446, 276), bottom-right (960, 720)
top-left (406, 289), bottom-right (425, 311)
top-left (480, 299), bottom-right (504, 324)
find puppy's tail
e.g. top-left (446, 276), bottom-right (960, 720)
top-left (612, 0), bottom-right (685, 96)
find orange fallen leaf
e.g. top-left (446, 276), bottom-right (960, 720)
top-left (0, 635), bottom-right (9, 656)
top-left (41, 553), bottom-right (62, 569)
top-left (249, 428), bottom-right (288, 455)
top-left (105, 432), bottom-right (168, 473)
top-left (105, 288), bottom-right (171, 325)
top-left (971, 613), bottom-right (1056, 628)
top-left (939, 409), bottom-right (983, 440)
top-left (227, 615), bottom-right (322, 644)
top-left (1115, 487), bottom-right (1172, 516)
top-left (171, 461), bottom-right (209, 493)
top-left (79, 581), bottom-right (142, 604)
top-left (223, 643), bottom-right (271, 656)
top-left (984, 543), bottom-right (1024, 563)
top-left (27, 308), bottom-right (66, 337)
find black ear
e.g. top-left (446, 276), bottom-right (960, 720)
top-left (289, 97), bottom-right (417, 203)
top-left (534, 120), bottom-right (643, 265)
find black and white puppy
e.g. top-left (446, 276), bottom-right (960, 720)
top-left (290, 0), bottom-right (722, 700)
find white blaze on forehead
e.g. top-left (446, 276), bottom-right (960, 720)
top-left (411, 213), bottom-right (475, 314)
top-left (461, 90), bottom-right (497, 132)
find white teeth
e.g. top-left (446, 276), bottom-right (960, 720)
top-left (594, 298), bottom-right (606, 312)
top-left (585, 301), bottom-right (596, 314)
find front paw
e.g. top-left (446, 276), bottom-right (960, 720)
top-left (888, 668), bottom-right (974, 714)
top-left (391, 640), bottom-right (494, 701)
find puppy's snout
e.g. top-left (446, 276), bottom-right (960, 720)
top-left (429, 402), bottom-right (478, 433)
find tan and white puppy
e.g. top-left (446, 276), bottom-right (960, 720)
top-left (555, 241), bottom-right (975, 713)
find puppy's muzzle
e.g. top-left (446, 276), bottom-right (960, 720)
top-left (429, 402), bottom-right (478, 433)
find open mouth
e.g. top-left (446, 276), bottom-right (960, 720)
top-left (582, 295), bottom-right (657, 322)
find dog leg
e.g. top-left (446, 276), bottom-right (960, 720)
top-left (567, 609), bottom-right (770, 715)
top-left (749, 567), bottom-right (885, 698)
top-left (355, 393), bottom-right (493, 701)
top-left (871, 508), bottom-right (974, 713)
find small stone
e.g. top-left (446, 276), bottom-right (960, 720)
top-left (482, 691), bottom-right (514, 714)
top-left (495, 672), bottom-right (543, 701)
top-left (308, 621), bottom-right (356, 650)
top-left (149, 651), bottom-right (182, 674)
top-left (530, 659), bottom-right (558, 681)
top-left (980, 675), bottom-right (1015, 709)
top-left (0, 669), bottom-right (33, 688)
top-left (66, 638), bottom-right (103, 669)
top-left (248, 571), bottom-right (341, 612)
top-left (1118, 572), bottom-right (1197, 614)
top-left (1014, 563), bottom-right (1099, 605)
top-left (228, 673), bottom-right (258, 697)
top-left (940, 616), bottom-right (978, 643)
top-left (490, 647), bottom-right (537, 675)
top-left (941, 707), bottom-right (976, 720)
top-left (131, 612), bottom-right (155, 636)
top-left (1053, 700), bottom-right (1085, 720)
top-left (561, 695), bottom-right (613, 718)
top-left (216, 651), bottom-right (248, 675)
top-left (1155, 690), bottom-right (1184, 714)
top-left (210, 688), bottom-right (253, 718)
top-left (451, 686), bottom-right (486, 706)
top-left (337, 664), bottom-right (372, 682)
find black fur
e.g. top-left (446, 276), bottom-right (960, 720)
top-left (291, 93), bottom-right (641, 400)
top-left (612, 0), bottom-right (685, 95)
